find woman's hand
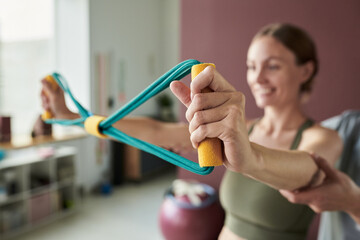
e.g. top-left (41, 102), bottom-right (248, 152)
top-left (170, 66), bottom-right (255, 173)
top-left (41, 78), bottom-right (78, 119)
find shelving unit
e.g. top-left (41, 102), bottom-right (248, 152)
top-left (120, 143), bottom-right (174, 182)
top-left (0, 146), bottom-right (77, 239)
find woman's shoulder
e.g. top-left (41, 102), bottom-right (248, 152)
top-left (303, 122), bottom-right (343, 146)
top-left (307, 122), bottom-right (339, 136)
top-left (300, 122), bottom-right (343, 164)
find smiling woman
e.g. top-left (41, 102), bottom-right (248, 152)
top-left (0, 0), bottom-right (55, 136)
top-left (216, 23), bottom-right (341, 240)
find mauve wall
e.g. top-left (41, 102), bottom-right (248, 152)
top-left (177, 0), bottom-right (360, 189)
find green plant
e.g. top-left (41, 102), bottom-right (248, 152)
top-left (156, 93), bottom-right (173, 108)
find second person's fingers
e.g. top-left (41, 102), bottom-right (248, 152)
top-left (313, 155), bottom-right (338, 179)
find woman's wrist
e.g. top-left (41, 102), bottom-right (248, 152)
top-left (56, 110), bottom-right (79, 120)
top-left (243, 142), bottom-right (264, 176)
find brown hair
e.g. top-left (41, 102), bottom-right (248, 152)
top-left (253, 23), bottom-right (318, 93)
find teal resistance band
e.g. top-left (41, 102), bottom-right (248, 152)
top-left (45, 59), bottom-right (214, 175)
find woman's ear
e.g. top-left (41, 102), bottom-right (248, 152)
top-left (300, 61), bottom-right (315, 83)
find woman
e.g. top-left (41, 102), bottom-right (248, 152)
top-left (41, 23), bottom-right (342, 240)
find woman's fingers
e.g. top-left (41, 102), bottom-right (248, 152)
top-left (186, 92), bottom-right (229, 122)
top-left (189, 107), bottom-right (244, 148)
top-left (40, 77), bottom-right (71, 119)
top-left (186, 91), bottom-right (245, 122)
top-left (41, 78), bottom-right (55, 96)
top-left (186, 90), bottom-right (245, 148)
top-left (41, 93), bottom-right (50, 110)
top-left (170, 81), bottom-right (191, 108)
top-left (191, 66), bottom-right (236, 95)
top-left (190, 121), bottom-right (224, 148)
top-left (189, 107), bottom-right (227, 134)
top-left (171, 66), bottom-right (237, 111)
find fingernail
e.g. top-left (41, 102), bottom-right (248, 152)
top-left (205, 66), bottom-right (212, 72)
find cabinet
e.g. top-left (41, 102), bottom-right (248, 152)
top-left (0, 146), bottom-right (77, 239)
top-left (121, 143), bottom-right (174, 181)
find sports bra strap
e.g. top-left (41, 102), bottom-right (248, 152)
top-left (248, 119), bottom-right (314, 150)
top-left (248, 119), bottom-right (260, 135)
top-left (290, 119), bottom-right (314, 150)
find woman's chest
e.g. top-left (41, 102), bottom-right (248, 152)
top-left (248, 130), bottom-right (298, 150)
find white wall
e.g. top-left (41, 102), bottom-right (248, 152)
top-left (54, 0), bottom-right (180, 192)
top-left (0, 0), bottom-right (55, 136)
top-left (89, 0), bottom-right (163, 116)
top-left (160, 0), bottom-right (181, 119)
top-left (55, 0), bottom-right (90, 112)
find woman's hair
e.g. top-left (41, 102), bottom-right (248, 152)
top-left (253, 23), bottom-right (318, 93)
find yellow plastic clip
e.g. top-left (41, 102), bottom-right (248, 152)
top-left (191, 63), bottom-right (223, 167)
top-left (41, 75), bottom-right (58, 121)
top-left (84, 115), bottom-right (108, 139)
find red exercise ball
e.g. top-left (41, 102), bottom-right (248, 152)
top-left (158, 181), bottom-right (225, 240)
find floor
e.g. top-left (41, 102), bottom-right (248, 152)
top-left (15, 170), bottom-right (176, 240)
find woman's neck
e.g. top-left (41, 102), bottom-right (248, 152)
top-left (261, 104), bottom-right (307, 136)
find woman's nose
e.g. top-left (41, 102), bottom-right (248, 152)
top-left (254, 68), bottom-right (267, 84)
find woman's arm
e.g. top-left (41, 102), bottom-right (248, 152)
top-left (170, 66), bottom-right (342, 190)
top-left (247, 128), bottom-right (342, 190)
top-left (41, 78), bottom-right (192, 153)
top-left (111, 117), bottom-right (192, 153)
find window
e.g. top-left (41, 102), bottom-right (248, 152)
top-left (0, 0), bottom-right (55, 136)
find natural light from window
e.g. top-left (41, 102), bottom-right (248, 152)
top-left (0, 0), bottom-right (55, 136)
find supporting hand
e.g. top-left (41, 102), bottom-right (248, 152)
top-left (280, 155), bottom-right (360, 224)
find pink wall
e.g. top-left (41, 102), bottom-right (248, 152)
top-left (178, 0), bottom-right (360, 189)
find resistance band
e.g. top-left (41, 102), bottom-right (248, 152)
top-left (43, 59), bottom-right (223, 175)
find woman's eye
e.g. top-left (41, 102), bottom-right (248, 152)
top-left (268, 65), bottom-right (280, 70)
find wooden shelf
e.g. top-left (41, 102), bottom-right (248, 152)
top-left (0, 133), bottom-right (87, 150)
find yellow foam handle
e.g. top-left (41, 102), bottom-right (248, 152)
top-left (191, 63), bottom-right (223, 167)
top-left (84, 115), bottom-right (108, 139)
top-left (41, 75), bottom-right (58, 121)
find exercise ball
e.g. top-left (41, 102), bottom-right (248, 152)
top-left (159, 180), bottom-right (224, 240)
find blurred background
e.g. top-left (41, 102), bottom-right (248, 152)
top-left (0, 0), bottom-right (359, 239)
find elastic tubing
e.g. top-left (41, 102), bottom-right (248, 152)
top-left (44, 60), bottom-right (214, 175)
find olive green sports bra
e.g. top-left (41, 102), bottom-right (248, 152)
top-left (220, 119), bottom-right (314, 240)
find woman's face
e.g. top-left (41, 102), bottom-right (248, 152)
top-left (246, 36), bottom-right (307, 109)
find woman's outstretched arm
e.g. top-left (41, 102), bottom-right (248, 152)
top-left (41, 78), bottom-right (193, 153)
top-left (170, 66), bottom-right (342, 190)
